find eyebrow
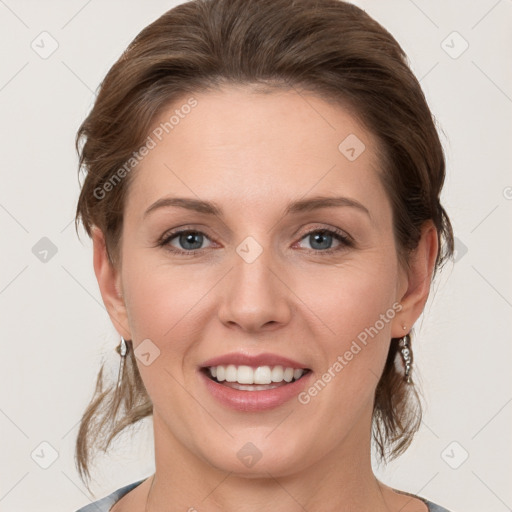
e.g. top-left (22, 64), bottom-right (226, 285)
top-left (143, 195), bottom-right (371, 219)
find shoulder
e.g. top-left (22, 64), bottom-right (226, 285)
top-left (389, 485), bottom-right (454, 512)
top-left (391, 487), bottom-right (454, 512)
top-left (74, 479), bottom-right (147, 512)
top-left (424, 500), bottom-right (454, 512)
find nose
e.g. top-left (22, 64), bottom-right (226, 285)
top-left (217, 245), bottom-right (293, 334)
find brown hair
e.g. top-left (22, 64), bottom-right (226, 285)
top-left (74, 0), bottom-right (454, 486)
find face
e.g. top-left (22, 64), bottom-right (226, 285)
top-left (98, 85), bottom-right (420, 477)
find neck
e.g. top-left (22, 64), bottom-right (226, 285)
top-left (146, 409), bottom-right (394, 512)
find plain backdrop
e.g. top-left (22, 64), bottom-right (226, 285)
top-left (0, 1), bottom-right (511, 511)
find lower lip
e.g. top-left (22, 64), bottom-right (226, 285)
top-left (199, 370), bottom-right (313, 412)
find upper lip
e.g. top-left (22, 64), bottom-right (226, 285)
top-left (201, 352), bottom-right (310, 370)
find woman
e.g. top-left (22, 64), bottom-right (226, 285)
top-left (73, 0), bottom-right (455, 510)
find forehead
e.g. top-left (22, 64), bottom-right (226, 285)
top-left (125, 86), bottom-right (386, 220)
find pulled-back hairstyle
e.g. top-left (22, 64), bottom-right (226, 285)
top-left (74, 0), bottom-right (454, 486)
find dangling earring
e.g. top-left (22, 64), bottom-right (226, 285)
top-left (398, 331), bottom-right (413, 383)
top-left (118, 336), bottom-right (128, 357)
top-left (116, 336), bottom-right (129, 388)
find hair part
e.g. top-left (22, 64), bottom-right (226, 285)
top-left (74, 0), bottom-right (454, 486)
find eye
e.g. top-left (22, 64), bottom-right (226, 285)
top-left (159, 229), bottom-right (213, 254)
top-left (295, 228), bottom-right (353, 253)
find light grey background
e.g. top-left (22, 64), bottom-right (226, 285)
top-left (0, 1), bottom-right (511, 511)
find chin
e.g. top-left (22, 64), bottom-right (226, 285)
top-left (197, 435), bottom-right (312, 478)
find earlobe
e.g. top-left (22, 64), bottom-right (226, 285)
top-left (392, 221), bottom-right (439, 338)
top-left (91, 226), bottom-right (131, 339)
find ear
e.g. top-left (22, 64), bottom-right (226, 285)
top-left (391, 220), bottom-right (439, 338)
top-left (92, 226), bottom-right (131, 340)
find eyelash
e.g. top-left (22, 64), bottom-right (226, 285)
top-left (157, 226), bottom-right (354, 256)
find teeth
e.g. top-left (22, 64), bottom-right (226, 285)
top-left (208, 365), bottom-right (305, 385)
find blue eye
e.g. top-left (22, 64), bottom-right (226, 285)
top-left (297, 229), bottom-right (352, 252)
top-left (161, 230), bottom-right (212, 254)
top-left (159, 227), bottom-right (353, 255)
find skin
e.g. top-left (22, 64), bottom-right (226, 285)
top-left (93, 85), bottom-right (438, 512)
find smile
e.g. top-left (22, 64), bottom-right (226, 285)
top-left (204, 364), bottom-right (309, 390)
top-left (199, 364), bottom-right (312, 410)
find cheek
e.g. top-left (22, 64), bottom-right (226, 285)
top-left (303, 255), bottom-right (399, 388)
top-left (303, 253), bottom-right (399, 333)
top-left (121, 239), bottom-right (212, 330)
top-left (120, 255), bottom-right (210, 411)
top-left (292, 266), bottom-right (398, 435)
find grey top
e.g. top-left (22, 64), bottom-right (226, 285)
top-left (75, 478), bottom-right (454, 512)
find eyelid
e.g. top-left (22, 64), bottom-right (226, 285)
top-left (296, 223), bottom-right (353, 243)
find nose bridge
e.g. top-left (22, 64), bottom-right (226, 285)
top-left (235, 234), bottom-right (276, 290)
top-left (217, 233), bottom-right (291, 331)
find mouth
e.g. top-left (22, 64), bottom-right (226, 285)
top-left (199, 365), bottom-right (313, 411)
top-left (200, 364), bottom-right (312, 391)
